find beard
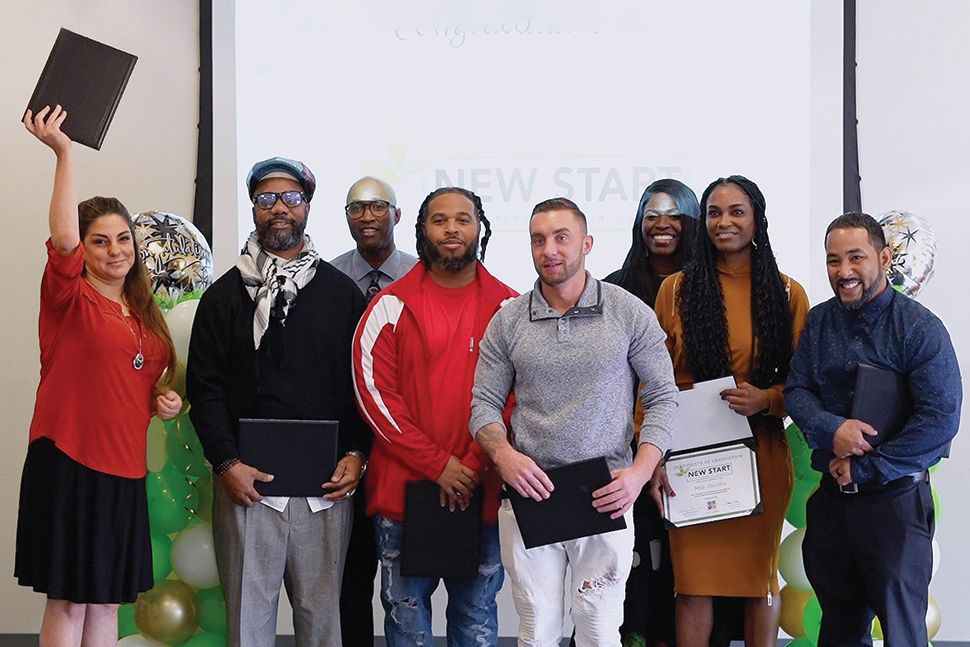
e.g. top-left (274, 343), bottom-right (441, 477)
top-left (257, 214), bottom-right (307, 253)
top-left (835, 277), bottom-right (883, 311)
top-left (420, 233), bottom-right (479, 273)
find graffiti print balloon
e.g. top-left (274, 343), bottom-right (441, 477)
top-left (878, 210), bottom-right (937, 298)
top-left (134, 211), bottom-right (213, 310)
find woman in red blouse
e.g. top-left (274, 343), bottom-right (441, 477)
top-left (17, 106), bottom-right (182, 647)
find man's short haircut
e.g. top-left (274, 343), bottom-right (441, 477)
top-left (415, 186), bottom-right (492, 263)
top-left (530, 197), bottom-right (587, 232)
top-left (825, 212), bottom-right (887, 250)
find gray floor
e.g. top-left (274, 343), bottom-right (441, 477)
top-left (1, 638), bottom-right (968, 647)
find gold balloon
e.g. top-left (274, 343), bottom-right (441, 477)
top-left (779, 585), bottom-right (813, 638)
top-left (135, 579), bottom-right (201, 646)
top-left (927, 592), bottom-right (941, 640)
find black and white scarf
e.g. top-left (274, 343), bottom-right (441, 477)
top-left (235, 231), bottom-right (320, 349)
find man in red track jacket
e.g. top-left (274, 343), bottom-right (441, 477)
top-left (352, 187), bottom-right (517, 647)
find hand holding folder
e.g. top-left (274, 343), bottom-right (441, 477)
top-left (25, 29), bottom-right (137, 150)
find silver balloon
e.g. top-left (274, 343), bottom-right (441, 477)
top-left (878, 210), bottom-right (937, 298)
top-left (134, 211), bottom-right (213, 310)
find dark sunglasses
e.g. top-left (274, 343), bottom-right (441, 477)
top-left (253, 190), bottom-right (307, 210)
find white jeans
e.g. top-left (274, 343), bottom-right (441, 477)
top-left (498, 499), bottom-right (634, 647)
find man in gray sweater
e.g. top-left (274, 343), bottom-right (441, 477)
top-left (470, 197), bottom-right (678, 647)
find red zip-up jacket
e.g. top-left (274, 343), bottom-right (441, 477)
top-left (352, 261), bottom-right (517, 524)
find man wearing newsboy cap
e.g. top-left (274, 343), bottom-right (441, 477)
top-left (188, 157), bottom-right (371, 647)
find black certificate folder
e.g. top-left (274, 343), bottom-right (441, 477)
top-left (25, 29), bottom-right (137, 150)
top-left (237, 419), bottom-right (339, 497)
top-left (851, 364), bottom-right (913, 448)
top-left (508, 456), bottom-right (626, 549)
top-left (401, 481), bottom-right (483, 580)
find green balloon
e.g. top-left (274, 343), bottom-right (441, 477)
top-left (151, 533), bottom-right (173, 582)
top-left (196, 586), bottom-right (228, 635)
top-left (791, 451), bottom-right (817, 483)
top-left (931, 484), bottom-right (942, 520)
top-left (786, 478), bottom-right (817, 528)
top-left (146, 464), bottom-right (198, 534)
top-left (118, 602), bottom-right (138, 637)
top-left (148, 493), bottom-right (194, 535)
top-left (196, 474), bottom-right (214, 523)
top-left (179, 633), bottom-right (227, 647)
top-left (802, 595), bottom-right (822, 645)
top-left (166, 416), bottom-right (206, 480)
top-left (785, 423), bottom-right (811, 457)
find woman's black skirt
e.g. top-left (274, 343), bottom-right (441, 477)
top-left (15, 437), bottom-right (153, 604)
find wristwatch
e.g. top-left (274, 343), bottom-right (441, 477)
top-left (346, 450), bottom-right (368, 478)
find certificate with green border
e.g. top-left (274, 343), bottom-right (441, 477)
top-left (662, 440), bottom-right (762, 528)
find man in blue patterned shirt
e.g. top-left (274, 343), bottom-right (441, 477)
top-left (785, 212), bottom-right (961, 647)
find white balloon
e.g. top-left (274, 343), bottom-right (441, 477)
top-left (931, 536), bottom-right (940, 579)
top-left (165, 298), bottom-right (201, 364)
top-left (778, 527), bottom-right (812, 591)
top-left (171, 522), bottom-right (220, 589)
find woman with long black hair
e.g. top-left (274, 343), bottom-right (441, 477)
top-left (653, 176), bottom-right (809, 647)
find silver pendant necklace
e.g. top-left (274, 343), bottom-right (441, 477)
top-left (118, 305), bottom-right (145, 370)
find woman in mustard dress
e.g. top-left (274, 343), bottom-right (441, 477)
top-left (653, 176), bottom-right (809, 647)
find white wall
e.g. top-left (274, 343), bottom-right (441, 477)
top-left (0, 1), bottom-right (199, 631)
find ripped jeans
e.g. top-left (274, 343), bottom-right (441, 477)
top-left (498, 499), bottom-right (634, 647)
top-left (375, 515), bottom-right (503, 647)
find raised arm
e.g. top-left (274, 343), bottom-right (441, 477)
top-left (24, 106), bottom-right (78, 253)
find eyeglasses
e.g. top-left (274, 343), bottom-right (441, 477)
top-left (345, 200), bottom-right (392, 219)
top-left (253, 191), bottom-right (307, 210)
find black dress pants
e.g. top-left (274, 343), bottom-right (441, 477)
top-left (340, 488), bottom-right (379, 647)
top-left (802, 477), bottom-right (934, 647)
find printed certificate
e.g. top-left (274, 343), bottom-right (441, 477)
top-left (662, 440), bottom-right (762, 528)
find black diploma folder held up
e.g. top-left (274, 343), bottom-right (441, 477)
top-left (401, 480), bottom-right (483, 579)
top-left (850, 363), bottom-right (913, 447)
top-left (507, 456), bottom-right (626, 549)
top-left (25, 28), bottom-right (137, 150)
top-left (237, 419), bottom-right (339, 497)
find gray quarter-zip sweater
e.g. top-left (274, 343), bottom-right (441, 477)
top-left (470, 272), bottom-right (678, 470)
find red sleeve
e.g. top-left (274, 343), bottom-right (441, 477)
top-left (353, 294), bottom-right (451, 482)
top-left (41, 238), bottom-right (84, 313)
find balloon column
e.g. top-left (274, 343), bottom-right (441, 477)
top-left (119, 214), bottom-right (226, 647)
top-left (780, 213), bottom-right (943, 645)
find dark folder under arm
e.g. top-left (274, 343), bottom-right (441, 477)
top-left (25, 28), bottom-right (137, 150)
top-left (401, 480), bottom-right (483, 579)
top-left (850, 364), bottom-right (913, 448)
top-left (237, 419), bottom-right (339, 497)
top-left (507, 456), bottom-right (626, 549)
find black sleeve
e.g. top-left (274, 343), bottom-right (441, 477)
top-left (339, 284), bottom-right (371, 457)
top-left (186, 278), bottom-right (240, 469)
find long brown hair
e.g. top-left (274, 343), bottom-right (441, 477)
top-left (78, 197), bottom-right (177, 389)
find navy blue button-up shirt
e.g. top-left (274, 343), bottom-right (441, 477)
top-left (785, 286), bottom-right (961, 484)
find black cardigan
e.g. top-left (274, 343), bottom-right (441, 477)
top-left (187, 261), bottom-right (370, 470)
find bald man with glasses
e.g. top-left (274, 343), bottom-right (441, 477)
top-left (331, 176), bottom-right (417, 647)
top-left (332, 176), bottom-right (418, 303)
